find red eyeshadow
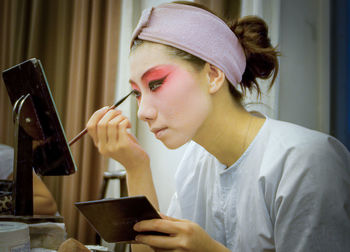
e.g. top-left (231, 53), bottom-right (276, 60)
top-left (142, 65), bottom-right (175, 84)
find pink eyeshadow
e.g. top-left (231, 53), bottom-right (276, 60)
top-left (142, 65), bottom-right (176, 85)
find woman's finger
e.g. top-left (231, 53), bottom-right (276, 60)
top-left (134, 218), bottom-right (184, 235)
top-left (135, 234), bottom-right (179, 250)
top-left (107, 114), bottom-right (127, 144)
top-left (97, 110), bottom-right (121, 146)
top-left (118, 118), bottom-right (132, 144)
top-left (86, 107), bottom-right (109, 145)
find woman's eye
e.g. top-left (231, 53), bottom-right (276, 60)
top-left (132, 90), bottom-right (141, 98)
top-left (149, 75), bottom-right (167, 91)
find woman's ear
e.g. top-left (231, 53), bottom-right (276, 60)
top-left (206, 63), bottom-right (226, 94)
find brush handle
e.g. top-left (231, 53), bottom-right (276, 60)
top-left (68, 128), bottom-right (88, 146)
top-left (68, 91), bottom-right (134, 147)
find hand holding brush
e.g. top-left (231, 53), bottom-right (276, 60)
top-left (68, 90), bottom-right (134, 146)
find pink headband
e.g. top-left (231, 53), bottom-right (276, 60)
top-left (130, 3), bottom-right (246, 86)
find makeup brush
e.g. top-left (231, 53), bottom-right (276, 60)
top-left (68, 90), bottom-right (134, 146)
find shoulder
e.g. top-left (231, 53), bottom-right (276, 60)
top-left (259, 120), bottom-right (350, 249)
top-left (255, 119), bottom-right (350, 212)
top-left (260, 118), bottom-right (350, 210)
top-left (262, 118), bottom-right (350, 166)
top-left (265, 119), bottom-right (331, 147)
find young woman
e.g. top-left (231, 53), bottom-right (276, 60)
top-left (87, 2), bottom-right (350, 251)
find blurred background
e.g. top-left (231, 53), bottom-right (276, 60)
top-left (0, 0), bottom-right (349, 246)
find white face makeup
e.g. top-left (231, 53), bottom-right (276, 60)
top-left (129, 42), bottom-right (212, 149)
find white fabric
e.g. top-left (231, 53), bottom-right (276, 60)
top-left (0, 144), bottom-right (14, 179)
top-left (29, 222), bottom-right (66, 250)
top-left (167, 117), bottom-right (350, 251)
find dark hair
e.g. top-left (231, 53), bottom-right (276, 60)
top-left (131, 1), bottom-right (279, 102)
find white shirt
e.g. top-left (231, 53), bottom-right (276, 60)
top-left (167, 117), bottom-right (350, 251)
top-left (0, 144), bottom-right (14, 179)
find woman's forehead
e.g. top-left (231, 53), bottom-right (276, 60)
top-left (130, 41), bottom-right (169, 59)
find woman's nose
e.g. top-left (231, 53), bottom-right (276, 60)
top-left (137, 97), bottom-right (157, 122)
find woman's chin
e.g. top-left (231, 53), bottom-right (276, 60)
top-left (160, 138), bottom-right (189, 150)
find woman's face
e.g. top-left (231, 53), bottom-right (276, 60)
top-left (129, 42), bottom-right (212, 149)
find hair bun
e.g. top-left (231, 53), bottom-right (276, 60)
top-left (231, 16), bottom-right (269, 48)
top-left (230, 16), bottom-right (279, 96)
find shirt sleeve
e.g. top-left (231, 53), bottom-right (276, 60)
top-left (0, 145), bottom-right (14, 179)
top-left (166, 192), bottom-right (182, 219)
top-left (273, 137), bottom-right (350, 252)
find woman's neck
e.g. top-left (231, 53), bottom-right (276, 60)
top-left (192, 87), bottom-right (265, 167)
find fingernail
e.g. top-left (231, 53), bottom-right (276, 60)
top-left (133, 223), bottom-right (139, 230)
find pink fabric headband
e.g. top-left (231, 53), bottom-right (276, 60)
top-left (130, 3), bottom-right (246, 86)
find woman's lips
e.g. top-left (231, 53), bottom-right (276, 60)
top-left (152, 127), bottom-right (168, 139)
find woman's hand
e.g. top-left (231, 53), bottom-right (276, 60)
top-left (86, 107), bottom-right (149, 169)
top-left (133, 214), bottom-right (230, 252)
